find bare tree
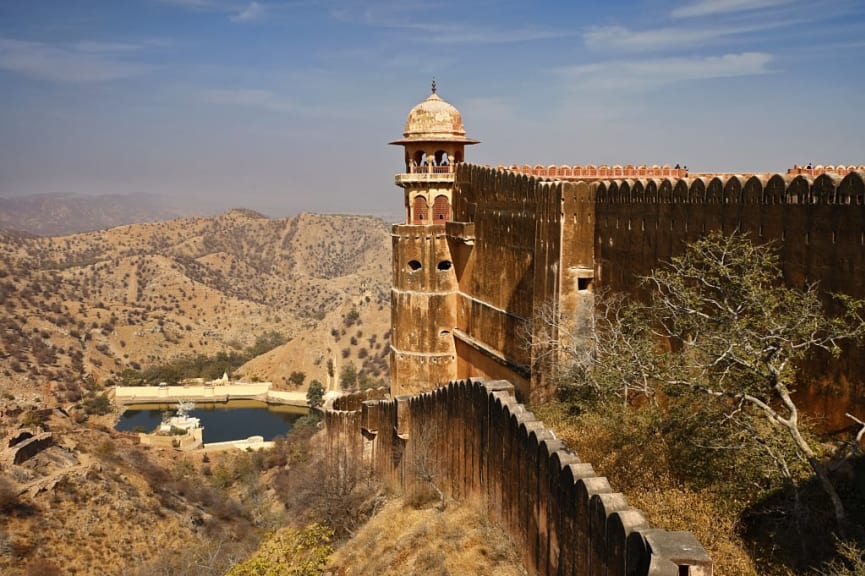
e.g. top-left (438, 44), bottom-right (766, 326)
top-left (641, 231), bottom-right (865, 528)
top-left (541, 232), bottom-right (865, 530)
top-left (409, 423), bottom-right (446, 511)
top-left (528, 291), bottom-right (658, 406)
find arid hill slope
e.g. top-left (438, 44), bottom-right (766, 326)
top-left (0, 193), bottom-right (191, 236)
top-left (0, 209), bottom-right (392, 402)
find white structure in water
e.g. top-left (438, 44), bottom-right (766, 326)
top-left (159, 401), bottom-right (201, 432)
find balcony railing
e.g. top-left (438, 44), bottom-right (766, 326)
top-left (395, 165), bottom-right (456, 185)
top-left (407, 164), bottom-right (454, 174)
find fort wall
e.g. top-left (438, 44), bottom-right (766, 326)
top-left (448, 165), bottom-right (865, 425)
top-left (588, 171), bottom-right (865, 428)
top-left (325, 380), bottom-right (713, 575)
top-left (450, 165), bottom-right (570, 401)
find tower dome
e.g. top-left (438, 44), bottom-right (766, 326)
top-left (391, 83), bottom-right (479, 144)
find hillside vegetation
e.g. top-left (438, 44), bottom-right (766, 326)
top-left (0, 210), bottom-right (392, 402)
top-left (0, 209), bottom-right (397, 574)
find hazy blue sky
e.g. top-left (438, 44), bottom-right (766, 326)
top-left (1, 0), bottom-right (863, 218)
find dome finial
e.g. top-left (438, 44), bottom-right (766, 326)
top-left (431, 77), bottom-right (437, 94)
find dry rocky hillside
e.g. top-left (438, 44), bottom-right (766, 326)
top-left (0, 209), bottom-right (398, 575)
top-left (0, 209), bottom-right (392, 402)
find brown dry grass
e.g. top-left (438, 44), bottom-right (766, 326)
top-left (0, 409), bottom-right (263, 576)
top-left (328, 497), bottom-right (527, 576)
top-left (533, 401), bottom-right (759, 576)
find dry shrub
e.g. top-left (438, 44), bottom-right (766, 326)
top-left (133, 535), bottom-right (257, 576)
top-left (533, 400), bottom-right (757, 576)
top-left (0, 476), bottom-right (19, 513)
top-left (25, 559), bottom-right (63, 576)
top-left (328, 498), bottom-right (525, 576)
top-left (275, 447), bottom-right (383, 540)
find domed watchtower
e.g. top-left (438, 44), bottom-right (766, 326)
top-left (388, 83), bottom-right (479, 395)
top-left (389, 80), bottom-right (479, 224)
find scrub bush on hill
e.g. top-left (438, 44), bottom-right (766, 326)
top-left (226, 524), bottom-right (333, 576)
top-left (119, 331), bottom-right (287, 385)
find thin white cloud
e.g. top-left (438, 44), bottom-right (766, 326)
top-left (72, 41), bottom-right (145, 53)
top-left (200, 88), bottom-right (295, 112)
top-left (672, 0), bottom-right (795, 18)
top-left (231, 1), bottom-right (264, 22)
top-left (557, 52), bottom-right (773, 92)
top-left (583, 19), bottom-right (801, 52)
top-left (424, 24), bottom-right (573, 45)
top-left (326, 1), bottom-right (573, 45)
top-left (0, 38), bottom-right (149, 83)
top-left (157, 0), bottom-right (228, 8)
top-left (374, 21), bottom-right (574, 45)
top-left (584, 25), bottom-right (727, 52)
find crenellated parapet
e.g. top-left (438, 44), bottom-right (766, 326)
top-left (593, 171), bottom-right (865, 206)
top-left (499, 163), bottom-right (689, 180)
top-left (324, 379), bottom-right (713, 575)
top-left (787, 164), bottom-right (865, 177)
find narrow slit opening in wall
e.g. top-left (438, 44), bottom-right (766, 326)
top-left (578, 278), bottom-right (592, 292)
top-left (437, 260), bottom-right (452, 271)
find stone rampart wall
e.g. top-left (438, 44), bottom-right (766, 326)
top-left (589, 171), bottom-right (865, 296)
top-left (325, 380), bottom-right (712, 575)
top-left (452, 164), bottom-right (568, 400)
top-left (587, 171), bottom-right (865, 429)
top-left (453, 164), bottom-right (865, 427)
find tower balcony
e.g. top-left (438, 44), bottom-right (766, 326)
top-left (395, 165), bottom-right (455, 185)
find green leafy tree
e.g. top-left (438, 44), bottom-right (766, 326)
top-left (339, 363), bottom-right (357, 390)
top-left (306, 380), bottom-right (325, 409)
top-left (288, 371), bottom-right (306, 387)
top-left (247, 331), bottom-right (288, 357)
top-left (343, 308), bottom-right (360, 327)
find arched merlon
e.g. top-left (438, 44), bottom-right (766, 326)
top-left (591, 171), bottom-right (865, 205)
top-left (324, 379), bottom-right (712, 575)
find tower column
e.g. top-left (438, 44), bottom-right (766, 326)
top-left (388, 84), bottom-right (480, 395)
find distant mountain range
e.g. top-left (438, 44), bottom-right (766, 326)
top-left (0, 192), bottom-right (194, 236)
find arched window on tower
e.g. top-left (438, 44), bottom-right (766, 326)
top-left (432, 195), bottom-right (451, 222)
top-left (413, 195), bottom-right (429, 224)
